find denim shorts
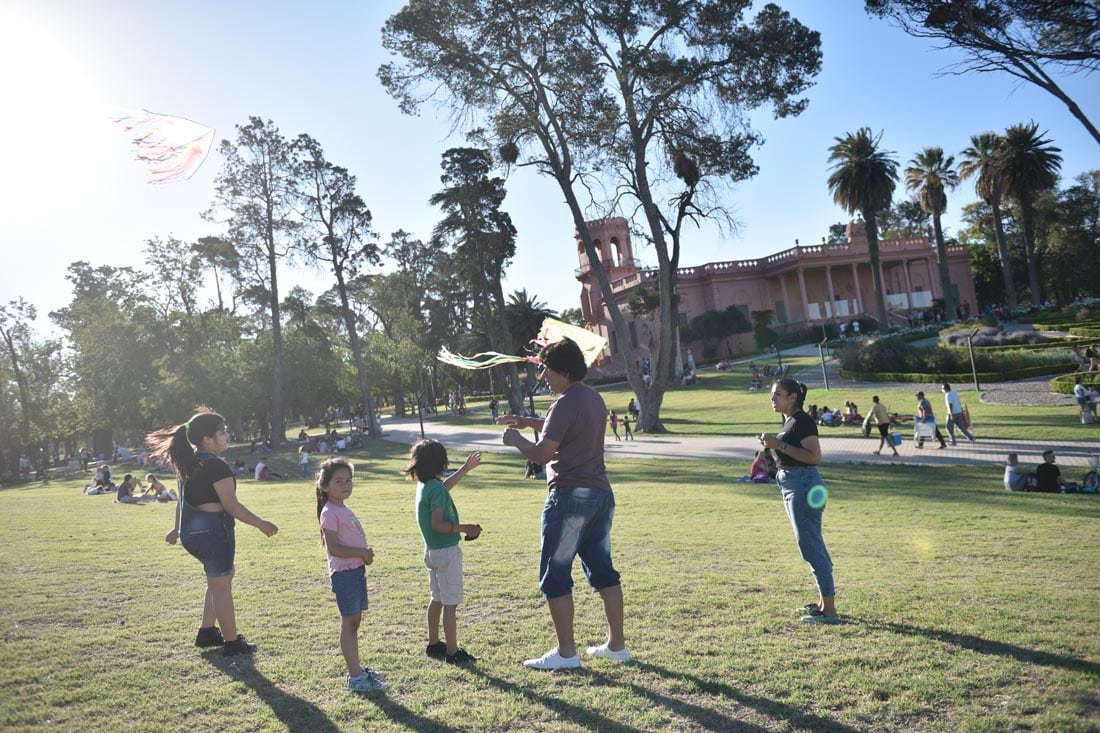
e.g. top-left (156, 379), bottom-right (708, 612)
top-left (180, 508), bottom-right (235, 578)
top-left (539, 487), bottom-right (620, 599)
top-left (331, 565), bottom-right (369, 616)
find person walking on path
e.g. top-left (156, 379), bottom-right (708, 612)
top-left (621, 413), bottom-right (634, 441)
top-left (608, 410), bottom-right (621, 441)
top-left (915, 391), bottom-right (947, 450)
top-left (760, 378), bottom-right (838, 624)
top-left (941, 383), bottom-right (976, 445)
top-left (147, 407), bottom-right (279, 656)
top-left (869, 396), bottom-right (898, 456)
top-left (498, 337), bottom-right (629, 670)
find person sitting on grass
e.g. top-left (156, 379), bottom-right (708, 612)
top-left (142, 474), bottom-right (177, 502)
top-left (254, 460), bottom-right (282, 481)
top-left (116, 474), bottom-right (142, 504)
top-left (1035, 450), bottom-right (1077, 493)
top-left (748, 449), bottom-right (777, 483)
top-left (1004, 453), bottom-right (1031, 492)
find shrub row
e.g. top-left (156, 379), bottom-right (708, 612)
top-left (841, 362), bottom-right (1080, 384)
top-left (969, 337), bottom-right (1095, 352)
top-left (837, 337), bottom-right (1075, 375)
top-left (1049, 372), bottom-right (1100, 395)
top-left (1069, 326), bottom-right (1100, 339)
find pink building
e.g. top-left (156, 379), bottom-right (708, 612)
top-left (575, 217), bottom-right (977, 364)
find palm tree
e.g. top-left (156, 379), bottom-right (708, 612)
top-left (906, 147), bottom-right (961, 320)
top-left (959, 133), bottom-right (1017, 308)
top-left (506, 288), bottom-right (556, 347)
top-left (506, 289), bottom-right (556, 405)
top-left (998, 122), bottom-right (1063, 306)
top-left (827, 128), bottom-right (898, 328)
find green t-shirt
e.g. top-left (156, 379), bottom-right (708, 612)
top-left (416, 478), bottom-right (460, 550)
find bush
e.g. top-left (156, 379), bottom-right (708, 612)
top-left (1049, 372), bottom-right (1100, 395)
top-left (838, 337), bottom-right (1077, 376)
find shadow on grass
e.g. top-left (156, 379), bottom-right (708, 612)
top-left (202, 653), bottom-right (340, 733)
top-left (469, 667), bottom-right (649, 732)
top-left (630, 661), bottom-right (860, 733)
top-left (851, 617), bottom-right (1100, 676)
top-left (471, 664), bottom-right (855, 732)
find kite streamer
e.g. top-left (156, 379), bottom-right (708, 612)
top-left (437, 317), bottom-right (608, 371)
top-left (110, 108), bottom-right (215, 184)
top-left (437, 346), bottom-right (534, 370)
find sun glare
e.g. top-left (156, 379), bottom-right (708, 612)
top-left (0, 5), bottom-right (113, 221)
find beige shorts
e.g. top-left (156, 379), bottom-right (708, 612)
top-left (424, 544), bottom-right (463, 606)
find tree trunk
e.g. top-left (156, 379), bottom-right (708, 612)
top-left (267, 235), bottom-right (286, 447)
top-left (1020, 198), bottom-right (1042, 305)
top-left (990, 199), bottom-right (1018, 309)
top-left (0, 326), bottom-right (31, 441)
top-left (932, 214), bottom-right (957, 319)
top-left (864, 211), bottom-right (889, 328)
top-left (334, 266), bottom-right (380, 438)
top-left (488, 271), bottom-right (524, 413)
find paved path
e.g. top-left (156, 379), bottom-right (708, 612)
top-left (381, 415), bottom-right (1099, 469)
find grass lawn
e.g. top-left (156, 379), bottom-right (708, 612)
top-left (423, 355), bottom-right (1094, 442)
top-left (2, 441), bottom-right (1098, 732)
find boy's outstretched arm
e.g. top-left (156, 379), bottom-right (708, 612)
top-left (444, 451), bottom-right (481, 490)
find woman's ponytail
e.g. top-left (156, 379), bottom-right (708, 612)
top-left (773, 378), bottom-right (809, 411)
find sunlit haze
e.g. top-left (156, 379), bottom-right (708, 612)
top-left (1, 0), bottom-right (1096, 332)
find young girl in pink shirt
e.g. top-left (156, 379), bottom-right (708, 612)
top-left (317, 458), bottom-right (387, 693)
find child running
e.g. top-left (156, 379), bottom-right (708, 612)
top-left (316, 458), bottom-right (387, 693)
top-left (407, 439), bottom-right (482, 665)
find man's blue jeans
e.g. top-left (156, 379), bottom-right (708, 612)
top-left (778, 466), bottom-right (834, 598)
top-left (539, 487), bottom-right (620, 599)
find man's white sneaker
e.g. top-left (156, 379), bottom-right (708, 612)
top-left (585, 643), bottom-right (630, 663)
top-left (523, 648), bottom-right (581, 670)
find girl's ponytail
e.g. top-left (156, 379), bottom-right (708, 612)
top-left (145, 406), bottom-right (225, 480)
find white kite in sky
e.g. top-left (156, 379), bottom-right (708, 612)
top-left (437, 317), bottom-right (608, 370)
top-left (110, 108), bottom-right (215, 184)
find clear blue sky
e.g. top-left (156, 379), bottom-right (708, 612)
top-left (2, 0), bottom-right (1096, 331)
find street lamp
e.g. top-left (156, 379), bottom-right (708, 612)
top-left (966, 328), bottom-right (981, 391)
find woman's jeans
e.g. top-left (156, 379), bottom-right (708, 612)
top-left (778, 466), bottom-right (834, 598)
top-left (180, 503), bottom-right (235, 578)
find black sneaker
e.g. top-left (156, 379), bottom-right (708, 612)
top-left (445, 648), bottom-right (476, 665)
top-left (426, 641), bottom-right (447, 659)
top-left (222, 634), bottom-right (257, 656)
top-left (195, 626), bottom-right (225, 648)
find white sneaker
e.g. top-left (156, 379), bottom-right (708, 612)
top-left (523, 648), bottom-right (581, 670)
top-left (585, 642), bottom-right (630, 663)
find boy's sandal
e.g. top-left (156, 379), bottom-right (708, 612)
top-left (801, 608), bottom-right (840, 624)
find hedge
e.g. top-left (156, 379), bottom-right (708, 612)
top-left (839, 362), bottom-right (1080, 384)
top-left (1049, 372), bottom-right (1100, 395)
top-left (968, 338), bottom-right (1091, 352)
top-left (1069, 326), bottom-right (1100, 339)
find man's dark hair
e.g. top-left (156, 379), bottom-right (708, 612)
top-left (540, 337), bottom-right (587, 382)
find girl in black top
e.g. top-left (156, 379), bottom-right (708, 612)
top-left (760, 379), bottom-right (838, 624)
top-left (147, 407), bottom-right (278, 655)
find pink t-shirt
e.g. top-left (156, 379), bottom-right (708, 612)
top-left (319, 502), bottom-right (367, 575)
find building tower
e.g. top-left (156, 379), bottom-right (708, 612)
top-left (574, 217), bottom-right (639, 330)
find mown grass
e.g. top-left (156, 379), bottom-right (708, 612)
top-left (2, 442), bottom-right (1098, 732)
top-left (426, 355), bottom-right (1093, 442)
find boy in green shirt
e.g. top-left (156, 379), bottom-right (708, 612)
top-left (407, 439), bottom-right (482, 664)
